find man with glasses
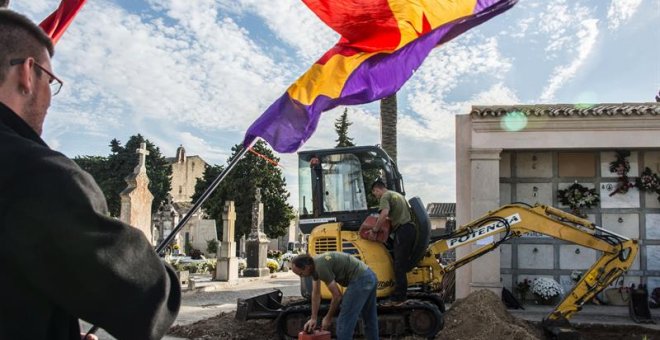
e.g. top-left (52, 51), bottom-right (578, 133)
top-left (0, 9), bottom-right (180, 340)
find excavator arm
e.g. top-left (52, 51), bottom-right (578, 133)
top-left (423, 203), bottom-right (638, 322)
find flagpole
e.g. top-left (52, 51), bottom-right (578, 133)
top-left (86, 139), bottom-right (256, 337)
top-left (155, 141), bottom-right (253, 254)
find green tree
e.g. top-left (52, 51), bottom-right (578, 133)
top-left (192, 141), bottom-right (295, 241)
top-left (334, 108), bottom-right (355, 147)
top-left (74, 134), bottom-right (172, 217)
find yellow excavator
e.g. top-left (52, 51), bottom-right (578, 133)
top-left (236, 145), bottom-right (641, 339)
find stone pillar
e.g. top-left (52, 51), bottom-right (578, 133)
top-left (216, 201), bottom-right (239, 283)
top-left (243, 188), bottom-right (270, 277)
top-left (466, 148), bottom-right (502, 296)
top-left (120, 142), bottom-right (154, 244)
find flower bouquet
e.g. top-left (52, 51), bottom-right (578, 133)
top-left (608, 150), bottom-right (634, 196)
top-left (531, 277), bottom-right (564, 305)
top-left (557, 182), bottom-right (600, 216)
top-left (637, 167), bottom-right (660, 192)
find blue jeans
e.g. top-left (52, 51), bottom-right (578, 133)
top-left (336, 268), bottom-right (379, 340)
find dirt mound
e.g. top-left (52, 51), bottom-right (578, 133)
top-left (168, 312), bottom-right (277, 340)
top-left (437, 289), bottom-right (543, 340)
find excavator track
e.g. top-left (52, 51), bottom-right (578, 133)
top-left (276, 299), bottom-right (443, 339)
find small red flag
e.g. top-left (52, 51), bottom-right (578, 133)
top-left (39, 0), bottom-right (87, 45)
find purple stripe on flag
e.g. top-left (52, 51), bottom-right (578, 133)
top-left (244, 0), bottom-right (516, 153)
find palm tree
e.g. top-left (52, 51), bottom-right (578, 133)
top-left (380, 94), bottom-right (398, 163)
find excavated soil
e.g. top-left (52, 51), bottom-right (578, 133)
top-left (435, 289), bottom-right (543, 340)
top-left (168, 311), bottom-right (277, 340)
top-left (168, 290), bottom-right (660, 340)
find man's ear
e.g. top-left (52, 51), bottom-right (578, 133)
top-left (16, 58), bottom-right (35, 95)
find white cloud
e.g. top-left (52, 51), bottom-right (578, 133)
top-left (39, 0), bottom-right (292, 140)
top-left (607, 0), bottom-right (643, 30)
top-left (540, 18), bottom-right (599, 102)
top-left (404, 36), bottom-right (513, 142)
top-left (216, 0), bottom-right (338, 63)
top-left (470, 83), bottom-right (520, 105)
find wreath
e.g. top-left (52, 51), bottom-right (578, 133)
top-left (609, 150), bottom-right (633, 196)
top-left (558, 182), bottom-right (600, 213)
top-left (636, 167), bottom-right (660, 192)
top-left (636, 167), bottom-right (660, 203)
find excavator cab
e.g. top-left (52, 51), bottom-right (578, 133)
top-left (297, 146), bottom-right (404, 234)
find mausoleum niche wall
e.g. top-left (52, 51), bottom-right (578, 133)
top-left (499, 149), bottom-right (660, 297)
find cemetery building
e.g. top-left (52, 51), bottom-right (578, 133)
top-left (168, 145), bottom-right (207, 203)
top-left (454, 102), bottom-right (660, 301)
top-left (426, 202), bottom-right (456, 235)
top-left (152, 145), bottom-right (217, 255)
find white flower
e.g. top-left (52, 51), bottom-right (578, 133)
top-left (281, 252), bottom-right (296, 262)
top-left (531, 277), bottom-right (564, 299)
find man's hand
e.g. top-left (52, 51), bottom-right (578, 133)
top-left (321, 315), bottom-right (333, 330)
top-left (80, 333), bottom-right (98, 340)
top-left (367, 229), bottom-right (378, 241)
top-left (303, 318), bottom-right (317, 333)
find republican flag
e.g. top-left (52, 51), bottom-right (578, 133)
top-left (244, 0), bottom-right (517, 153)
top-left (39, 0), bottom-right (87, 45)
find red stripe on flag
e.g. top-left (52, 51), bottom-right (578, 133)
top-left (39, 0), bottom-right (87, 45)
top-left (249, 148), bottom-right (281, 168)
top-left (303, 0), bottom-right (401, 52)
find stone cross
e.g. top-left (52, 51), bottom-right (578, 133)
top-left (119, 142), bottom-right (154, 244)
top-left (244, 187), bottom-right (270, 277)
top-left (137, 142), bottom-right (149, 170)
top-left (215, 201), bottom-right (238, 283)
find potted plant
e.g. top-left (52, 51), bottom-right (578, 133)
top-left (531, 277), bottom-right (564, 305)
top-left (206, 239), bottom-right (219, 258)
top-left (515, 279), bottom-right (531, 303)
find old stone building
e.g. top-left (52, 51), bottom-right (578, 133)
top-left (169, 145), bottom-right (207, 203)
top-left (455, 102), bottom-right (660, 300)
top-left (151, 145), bottom-right (217, 255)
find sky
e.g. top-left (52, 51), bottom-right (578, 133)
top-left (11, 0), bottom-right (660, 211)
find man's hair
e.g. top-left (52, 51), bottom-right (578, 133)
top-left (292, 254), bottom-right (319, 280)
top-left (292, 254), bottom-right (315, 269)
top-left (371, 179), bottom-right (387, 190)
top-left (0, 9), bottom-right (54, 83)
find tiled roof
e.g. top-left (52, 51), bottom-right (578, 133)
top-left (470, 103), bottom-right (660, 117)
top-left (426, 203), bottom-right (455, 217)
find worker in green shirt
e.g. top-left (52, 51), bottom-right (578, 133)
top-left (291, 252), bottom-right (378, 340)
top-left (370, 180), bottom-right (415, 306)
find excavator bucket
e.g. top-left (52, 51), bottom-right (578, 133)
top-left (235, 289), bottom-right (284, 321)
top-left (629, 288), bottom-right (654, 324)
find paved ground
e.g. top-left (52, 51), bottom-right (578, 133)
top-left (509, 304), bottom-right (660, 330)
top-left (82, 271), bottom-right (660, 339)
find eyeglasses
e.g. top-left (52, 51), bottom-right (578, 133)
top-left (9, 58), bottom-right (63, 96)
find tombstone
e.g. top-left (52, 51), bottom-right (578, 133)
top-left (215, 201), bottom-right (239, 283)
top-left (243, 188), bottom-right (271, 277)
top-left (120, 142), bottom-right (154, 244)
top-left (239, 235), bottom-right (246, 258)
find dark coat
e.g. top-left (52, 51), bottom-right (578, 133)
top-left (0, 102), bottom-right (180, 340)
